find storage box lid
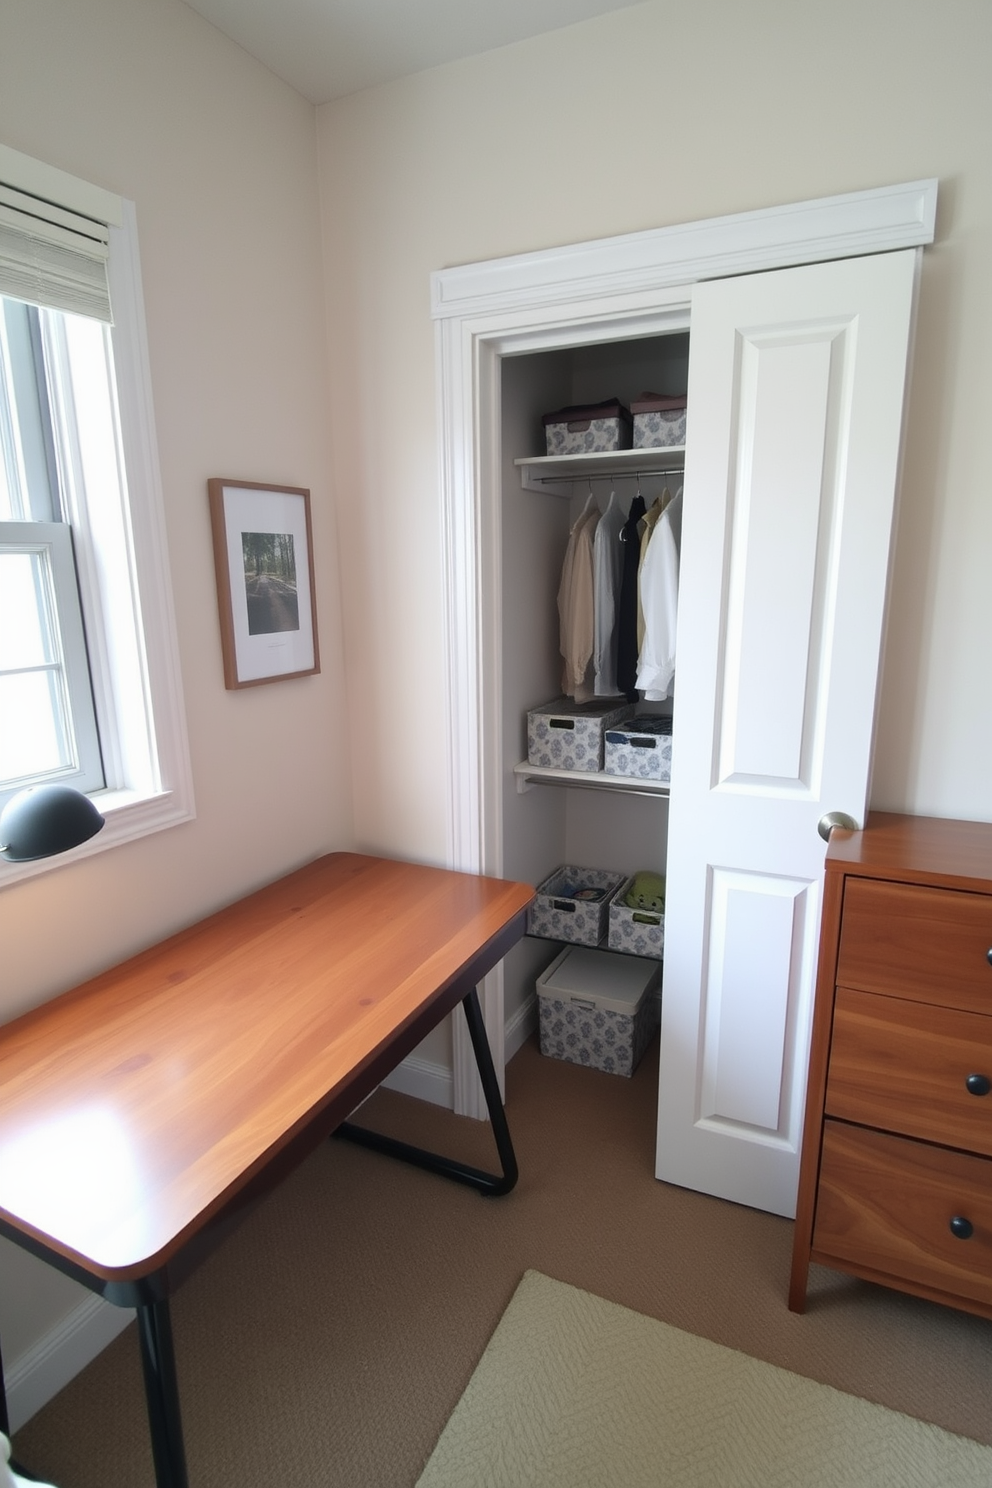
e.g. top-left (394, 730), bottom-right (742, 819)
top-left (537, 945), bottom-right (661, 1015)
top-left (530, 696), bottom-right (630, 720)
top-left (605, 715), bottom-right (672, 743)
top-left (535, 863), bottom-right (625, 898)
top-left (542, 398), bottom-right (632, 428)
top-left (629, 390), bottom-right (687, 415)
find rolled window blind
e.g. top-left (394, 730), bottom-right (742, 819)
top-left (0, 181), bottom-right (113, 323)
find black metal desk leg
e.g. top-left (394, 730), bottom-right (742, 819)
top-left (0, 1333), bottom-right (10, 1441)
top-left (336, 986), bottom-right (519, 1196)
top-left (136, 1299), bottom-right (189, 1488)
top-left (0, 1332), bottom-right (45, 1482)
top-left (461, 985), bottom-right (519, 1194)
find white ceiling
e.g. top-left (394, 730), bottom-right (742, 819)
top-left (182, 0), bottom-right (646, 105)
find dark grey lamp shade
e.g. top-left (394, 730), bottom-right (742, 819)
top-left (0, 784), bottom-right (105, 862)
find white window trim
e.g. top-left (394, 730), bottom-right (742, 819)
top-left (0, 196), bottom-right (195, 887)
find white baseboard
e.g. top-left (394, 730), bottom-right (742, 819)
top-left (6, 1293), bottom-right (133, 1433)
top-left (505, 994), bottom-right (538, 1062)
top-left (9, 1006), bottom-right (539, 1430)
top-left (380, 998), bottom-right (537, 1111)
top-left (379, 1052), bottom-right (453, 1108)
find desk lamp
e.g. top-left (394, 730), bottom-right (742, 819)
top-left (0, 784), bottom-right (105, 862)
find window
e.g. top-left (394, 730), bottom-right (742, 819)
top-left (0, 144), bottom-right (194, 884)
top-left (1, 298), bottom-right (107, 801)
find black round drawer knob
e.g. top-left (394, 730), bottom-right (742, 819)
top-left (966, 1073), bottom-right (992, 1096)
top-left (987, 948), bottom-right (992, 967)
top-left (950, 1216), bottom-right (974, 1240)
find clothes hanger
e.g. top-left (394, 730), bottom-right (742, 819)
top-left (573, 485), bottom-right (597, 528)
top-left (620, 478), bottom-right (643, 541)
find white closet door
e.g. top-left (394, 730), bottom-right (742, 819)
top-left (657, 249), bottom-right (918, 1218)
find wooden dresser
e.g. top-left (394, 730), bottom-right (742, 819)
top-left (789, 812), bottom-right (992, 1318)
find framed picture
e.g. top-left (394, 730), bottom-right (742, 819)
top-left (207, 479), bottom-right (320, 689)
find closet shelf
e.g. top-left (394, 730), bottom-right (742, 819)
top-left (513, 760), bottom-right (670, 798)
top-left (514, 446), bottom-right (685, 494)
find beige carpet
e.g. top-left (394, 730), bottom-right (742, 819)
top-left (12, 1036), bottom-right (992, 1485)
top-left (417, 1270), bottom-right (992, 1488)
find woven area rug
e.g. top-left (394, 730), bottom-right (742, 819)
top-left (416, 1271), bottom-right (992, 1488)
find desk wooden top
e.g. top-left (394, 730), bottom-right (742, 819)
top-left (0, 854), bottom-right (534, 1286)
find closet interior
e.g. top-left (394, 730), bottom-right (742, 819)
top-left (496, 329), bottom-right (690, 1048)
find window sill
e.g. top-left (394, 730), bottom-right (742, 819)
top-left (0, 786), bottom-right (195, 889)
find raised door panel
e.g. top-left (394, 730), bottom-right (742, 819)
top-left (657, 250), bottom-right (918, 1217)
top-left (698, 868), bottom-right (816, 1130)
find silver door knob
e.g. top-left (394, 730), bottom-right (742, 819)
top-left (818, 811), bottom-right (859, 842)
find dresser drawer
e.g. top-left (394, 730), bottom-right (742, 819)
top-left (826, 987), bottom-right (992, 1155)
top-left (837, 879), bottom-right (992, 1014)
top-left (813, 1121), bottom-right (992, 1308)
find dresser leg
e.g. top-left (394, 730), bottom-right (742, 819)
top-left (788, 1261), bottom-right (809, 1313)
top-left (136, 1300), bottom-right (189, 1488)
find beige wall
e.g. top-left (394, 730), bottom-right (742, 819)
top-left (0, 0), bottom-right (351, 1363)
top-left (317, 0), bottom-right (992, 857)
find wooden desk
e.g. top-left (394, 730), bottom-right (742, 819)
top-left (0, 853), bottom-right (534, 1487)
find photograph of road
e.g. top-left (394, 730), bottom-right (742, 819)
top-left (242, 530), bottom-right (300, 635)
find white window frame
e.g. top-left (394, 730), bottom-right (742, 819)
top-left (0, 177), bottom-right (194, 888)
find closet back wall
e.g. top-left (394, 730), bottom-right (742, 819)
top-left (317, 0), bottom-right (992, 990)
top-left (499, 339), bottom-right (683, 1034)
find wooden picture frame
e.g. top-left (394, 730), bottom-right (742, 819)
top-left (207, 479), bottom-right (320, 689)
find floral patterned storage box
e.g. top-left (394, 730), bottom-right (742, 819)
top-left (527, 865), bottom-right (625, 947)
top-left (528, 697), bottom-right (634, 773)
top-left (608, 874), bottom-right (665, 959)
top-left (542, 398), bottom-right (632, 455)
top-left (604, 715), bottom-right (673, 782)
top-left (536, 945), bottom-right (661, 1077)
top-left (630, 391), bottom-right (687, 449)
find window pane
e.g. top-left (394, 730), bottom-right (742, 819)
top-left (0, 550), bottom-right (54, 670)
top-left (0, 547), bottom-right (73, 787)
top-left (1, 299), bottom-right (59, 523)
top-left (0, 312), bottom-right (26, 521)
top-left (0, 671), bottom-right (68, 782)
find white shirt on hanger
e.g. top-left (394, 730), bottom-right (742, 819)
top-left (636, 486), bottom-right (683, 701)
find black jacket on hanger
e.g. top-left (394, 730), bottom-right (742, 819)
top-left (616, 494), bottom-right (646, 701)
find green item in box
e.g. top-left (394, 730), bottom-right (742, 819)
top-left (624, 871), bottom-right (665, 913)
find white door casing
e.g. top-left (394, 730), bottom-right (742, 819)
top-left (432, 181), bottom-right (935, 1123)
top-left (656, 250), bottom-right (920, 1216)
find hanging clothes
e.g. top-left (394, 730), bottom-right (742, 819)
top-left (636, 487), bottom-right (670, 652)
top-left (637, 486), bottom-right (683, 701)
top-left (615, 493), bottom-right (646, 702)
top-left (592, 490), bottom-right (626, 697)
top-left (557, 496), bottom-right (600, 699)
